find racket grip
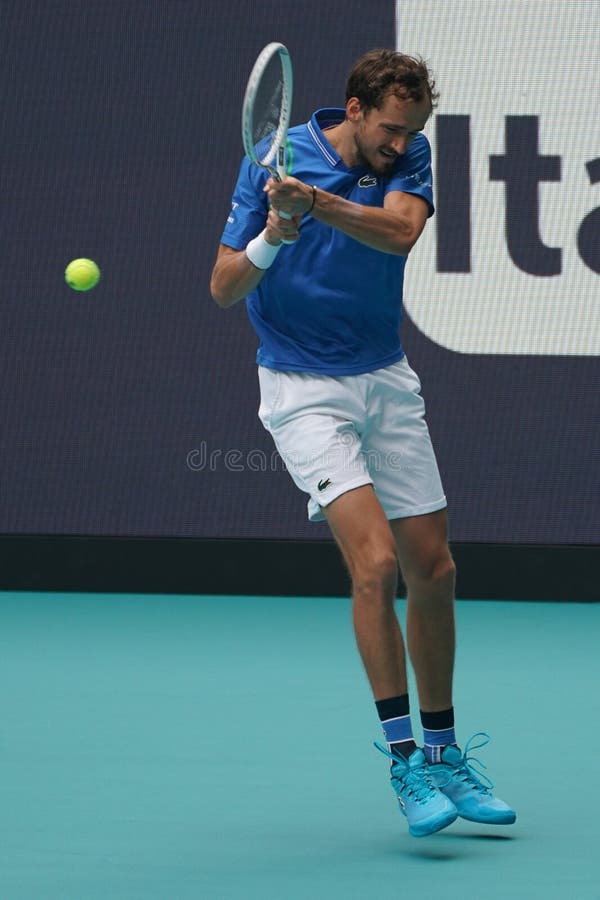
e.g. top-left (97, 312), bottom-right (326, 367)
top-left (278, 209), bottom-right (294, 245)
top-left (276, 153), bottom-right (293, 241)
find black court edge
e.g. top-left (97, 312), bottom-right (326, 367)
top-left (0, 536), bottom-right (597, 601)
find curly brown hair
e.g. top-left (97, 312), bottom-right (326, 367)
top-left (345, 49), bottom-right (439, 111)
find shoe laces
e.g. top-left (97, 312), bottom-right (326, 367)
top-left (451, 732), bottom-right (495, 794)
top-left (373, 742), bottom-right (438, 805)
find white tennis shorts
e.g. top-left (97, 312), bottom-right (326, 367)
top-left (258, 357), bottom-right (447, 522)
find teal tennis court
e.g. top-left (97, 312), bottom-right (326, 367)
top-left (1, 591), bottom-right (598, 899)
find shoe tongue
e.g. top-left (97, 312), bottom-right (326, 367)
top-left (441, 744), bottom-right (462, 764)
top-left (408, 748), bottom-right (427, 767)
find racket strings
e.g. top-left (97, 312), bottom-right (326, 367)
top-left (242, 43), bottom-right (293, 179)
top-left (251, 59), bottom-right (285, 153)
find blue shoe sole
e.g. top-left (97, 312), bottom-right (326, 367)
top-left (457, 810), bottom-right (517, 825)
top-left (408, 806), bottom-right (458, 837)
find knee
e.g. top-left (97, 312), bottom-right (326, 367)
top-left (349, 547), bottom-right (399, 601)
top-left (404, 549), bottom-right (456, 591)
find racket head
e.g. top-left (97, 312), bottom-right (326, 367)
top-left (241, 42), bottom-right (293, 179)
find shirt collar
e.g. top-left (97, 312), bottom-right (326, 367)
top-left (307, 108), bottom-right (346, 169)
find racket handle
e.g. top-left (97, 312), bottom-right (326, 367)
top-left (275, 149), bottom-right (294, 242)
top-left (278, 209), bottom-right (294, 245)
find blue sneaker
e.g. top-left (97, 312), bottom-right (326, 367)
top-left (429, 733), bottom-right (517, 825)
top-left (375, 742), bottom-right (458, 837)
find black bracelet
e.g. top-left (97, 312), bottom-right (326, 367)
top-left (308, 184), bottom-right (317, 213)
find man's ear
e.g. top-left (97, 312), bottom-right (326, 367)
top-left (345, 96), bottom-right (363, 122)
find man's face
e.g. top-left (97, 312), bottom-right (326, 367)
top-left (349, 92), bottom-right (431, 175)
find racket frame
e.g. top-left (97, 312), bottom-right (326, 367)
top-left (241, 42), bottom-right (293, 182)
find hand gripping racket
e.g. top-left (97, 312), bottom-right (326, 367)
top-left (242, 42), bottom-right (294, 238)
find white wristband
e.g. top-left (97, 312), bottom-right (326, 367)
top-left (245, 230), bottom-right (282, 270)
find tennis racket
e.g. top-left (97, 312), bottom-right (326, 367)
top-left (242, 42), bottom-right (294, 235)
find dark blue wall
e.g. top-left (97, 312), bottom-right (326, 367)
top-left (1, 1), bottom-right (598, 544)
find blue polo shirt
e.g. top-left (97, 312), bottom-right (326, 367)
top-left (220, 108), bottom-right (434, 375)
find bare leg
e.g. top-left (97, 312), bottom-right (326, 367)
top-left (391, 510), bottom-right (456, 713)
top-left (325, 485), bottom-right (407, 700)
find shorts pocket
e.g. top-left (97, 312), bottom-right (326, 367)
top-left (257, 367), bottom-right (282, 430)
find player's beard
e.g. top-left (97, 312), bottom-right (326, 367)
top-left (353, 130), bottom-right (397, 175)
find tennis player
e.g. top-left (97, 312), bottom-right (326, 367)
top-left (210, 49), bottom-right (516, 837)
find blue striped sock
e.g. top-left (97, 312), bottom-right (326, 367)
top-left (421, 708), bottom-right (456, 764)
top-left (376, 695), bottom-right (417, 760)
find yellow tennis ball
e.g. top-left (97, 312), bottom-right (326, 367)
top-left (65, 258), bottom-right (100, 291)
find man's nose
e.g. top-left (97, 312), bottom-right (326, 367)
top-left (390, 135), bottom-right (408, 155)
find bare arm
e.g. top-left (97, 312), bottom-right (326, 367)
top-left (210, 244), bottom-right (264, 309)
top-left (265, 177), bottom-right (429, 256)
top-left (210, 208), bottom-right (302, 308)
